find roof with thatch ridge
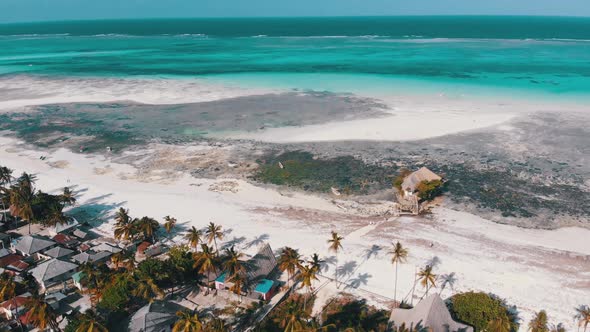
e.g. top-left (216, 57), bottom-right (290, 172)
top-left (402, 167), bottom-right (442, 193)
top-left (128, 301), bottom-right (182, 332)
top-left (246, 243), bottom-right (277, 283)
top-left (389, 294), bottom-right (473, 332)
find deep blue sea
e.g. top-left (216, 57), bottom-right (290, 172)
top-left (1, 16), bottom-right (590, 100)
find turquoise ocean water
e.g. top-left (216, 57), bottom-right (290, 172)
top-left (1, 16), bottom-right (590, 100)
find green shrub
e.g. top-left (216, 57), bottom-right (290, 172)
top-left (448, 292), bottom-right (519, 332)
top-left (416, 179), bottom-right (444, 201)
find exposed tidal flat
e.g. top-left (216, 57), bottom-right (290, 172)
top-left (1, 96), bottom-right (588, 229)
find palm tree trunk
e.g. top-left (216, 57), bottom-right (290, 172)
top-left (214, 238), bottom-right (218, 256)
top-left (12, 296), bottom-right (23, 332)
top-left (1, 200), bottom-right (7, 226)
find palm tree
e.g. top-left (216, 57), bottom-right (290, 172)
top-left (389, 241), bottom-right (409, 305)
top-left (0, 272), bottom-right (16, 301)
top-left (307, 253), bottom-right (324, 273)
top-left (193, 244), bottom-right (218, 289)
top-left (75, 310), bottom-right (108, 332)
top-left (278, 247), bottom-right (302, 287)
top-left (486, 316), bottom-right (511, 332)
top-left (114, 208), bottom-right (135, 242)
top-left (228, 273), bottom-right (246, 302)
top-left (163, 216), bottom-right (177, 240)
top-left (16, 172), bottom-right (36, 189)
top-left (185, 226), bottom-right (203, 252)
top-left (111, 250), bottom-right (135, 271)
top-left (172, 310), bottom-right (203, 332)
top-left (439, 272), bottom-right (457, 294)
top-left (223, 246), bottom-right (245, 278)
top-left (327, 231), bottom-right (343, 288)
top-left (0, 166), bottom-right (13, 224)
top-left (205, 222), bottom-right (223, 254)
top-left (79, 263), bottom-right (110, 306)
top-left (137, 216), bottom-right (159, 242)
top-left (114, 219), bottom-right (136, 242)
top-left (0, 167), bottom-right (12, 186)
top-left (25, 293), bottom-right (61, 331)
top-left (115, 208), bottom-right (131, 225)
top-left (60, 187), bottom-right (76, 206)
top-left (205, 317), bottom-right (228, 332)
top-left (132, 273), bottom-right (164, 302)
top-left (279, 299), bottom-right (307, 332)
top-left (9, 173), bottom-right (36, 234)
top-left (529, 310), bottom-right (549, 332)
top-left (298, 264), bottom-right (318, 311)
top-left (575, 305), bottom-right (590, 332)
top-left (45, 203), bottom-right (69, 227)
top-left (0, 273), bottom-right (22, 330)
top-left (417, 265), bottom-right (437, 297)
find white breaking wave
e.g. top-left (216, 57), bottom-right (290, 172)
top-left (0, 75), bottom-right (274, 111)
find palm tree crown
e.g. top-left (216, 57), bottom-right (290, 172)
top-left (194, 244), bottom-right (218, 287)
top-left (528, 310), bottom-right (549, 332)
top-left (205, 222), bottom-right (223, 253)
top-left (417, 265), bottom-right (437, 297)
top-left (60, 186), bottom-right (76, 206)
top-left (164, 216), bottom-right (177, 235)
top-left (25, 293), bottom-right (60, 331)
top-left (575, 305), bottom-right (590, 332)
top-left (76, 310), bottom-right (108, 332)
top-left (0, 166), bottom-right (13, 186)
top-left (137, 216), bottom-right (160, 242)
top-left (327, 231), bottom-right (343, 288)
top-left (327, 231), bottom-right (343, 253)
top-left (185, 226), bottom-right (203, 251)
top-left (278, 247), bottom-right (302, 287)
top-left (223, 246), bottom-right (245, 279)
top-left (172, 310), bottom-right (204, 332)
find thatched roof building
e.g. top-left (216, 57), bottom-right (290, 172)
top-left (402, 167), bottom-right (442, 194)
top-left (389, 294), bottom-right (473, 332)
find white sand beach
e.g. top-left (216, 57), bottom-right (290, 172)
top-left (223, 109), bottom-right (516, 142)
top-left (1, 136), bottom-right (588, 330)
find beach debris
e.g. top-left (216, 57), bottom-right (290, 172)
top-left (331, 187), bottom-right (341, 196)
top-left (209, 180), bottom-right (240, 193)
top-left (278, 161), bottom-right (284, 169)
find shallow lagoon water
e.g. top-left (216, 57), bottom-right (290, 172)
top-left (1, 17), bottom-right (590, 102)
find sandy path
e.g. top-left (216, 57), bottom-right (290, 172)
top-left (1, 137), bottom-right (588, 330)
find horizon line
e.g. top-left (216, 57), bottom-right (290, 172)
top-left (2, 14), bottom-right (590, 25)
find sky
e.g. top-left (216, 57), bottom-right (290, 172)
top-left (1, 0), bottom-right (590, 23)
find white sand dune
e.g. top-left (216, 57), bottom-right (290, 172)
top-left (1, 136), bottom-right (588, 330)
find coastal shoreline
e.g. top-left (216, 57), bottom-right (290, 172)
top-left (1, 135), bottom-right (589, 330)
